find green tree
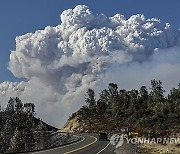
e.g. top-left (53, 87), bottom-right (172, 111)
top-left (14, 97), bottom-right (23, 112)
top-left (3, 119), bottom-right (13, 150)
top-left (107, 83), bottom-right (119, 117)
top-left (0, 132), bottom-right (5, 152)
top-left (79, 105), bottom-right (90, 119)
top-left (12, 110), bottom-right (26, 130)
top-left (119, 89), bottom-right (130, 111)
top-left (35, 120), bottom-right (47, 149)
top-left (85, 89), bottom-right (96, 116)
top-left (150, 79), bottom-right (165, 103)
top-left (24, 103), bottom-right (35, 116)
top-left (96, 100), bottom-right (107, 116)
top-left (10, 128), bottom-right (24, 152)
top-left (168, 86), bottom-right (180, 102)
top-left (24, 115), bottom-right (35, 151)
top-left (96, 90), bottom-right (108, 116)
top-left (6, 97), bottom-right (15, 115)
top-left (139, 86), bottom-right (149, 101)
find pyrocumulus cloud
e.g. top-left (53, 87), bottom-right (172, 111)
top-left (0, 5), bottom-right (180, 127)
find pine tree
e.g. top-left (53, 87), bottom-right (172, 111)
top-left (24, 118), bottom-right (35, 151)
top-left (139, 86), bottom-right (149, 100)
top-left (85, 89), bottom-right (96, 116)
top-left (96, 90), bottom-right (108, 116)
top-left (23, 103), bottom-right (35, 151)
top-left (10, 128), bottom-right (24, 152)
top-left (14, 97), bottom-right (23, 112)
top-left (35, 120), bottom-right (47, 149)
top-left (150, 79), bottom-right (165, 103)
top-left (6, 97), bottom-right (15, 115)
top-left (0, 132), bottom-right (5, 152)
top-left (24, 103), bottom-right (35, 116)
top-left (118, 89), bottom-right (130, 112)
top-left (96, 100), bottom-right (107, 116)
top-left (12, 110), bottom-right (26, 130)
top-left (137, 86), bottom-right (150, 118)
top-left (0, 97), bottom-right (41, 153)
top-left (3, 119), bottom-right (13, 151)
top-left (107, 83), bottom-right (119, 117)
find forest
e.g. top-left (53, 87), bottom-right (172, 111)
top-left (1, 79), bottom-right (180, 153)
top-left (75, 79), bottom-right (180, 134)
top-left (0, 97), bottom-right (57, 153)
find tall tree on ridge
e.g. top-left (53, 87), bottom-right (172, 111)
top-left (150, 79), bottom-right (165, 103)
top-left (85, 89), bottom-right (96, 116)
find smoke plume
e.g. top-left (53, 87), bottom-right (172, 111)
top-left (0, 5), bottom-right (180, 127)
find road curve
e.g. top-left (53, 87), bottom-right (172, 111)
top-left (29, 134), bottom-right (115, 154)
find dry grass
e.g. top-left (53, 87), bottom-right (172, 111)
top-left (138, 143), bottom-right (180, 154)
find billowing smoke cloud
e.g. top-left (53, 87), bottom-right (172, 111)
top-left (0, 81), bottom-right (27, 107)
top-left (1, 5), bottom-right (180, 127)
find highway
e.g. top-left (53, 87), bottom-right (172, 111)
top-left (29, 134), bottom-right (115, 154)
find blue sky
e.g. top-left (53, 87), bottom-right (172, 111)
top-left (0, 0), bottom-right (180, 83)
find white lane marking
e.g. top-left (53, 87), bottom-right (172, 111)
top-left (32, 135), bottom-right (85, 154)
top-left (96, 142), bottom-right (111, 154)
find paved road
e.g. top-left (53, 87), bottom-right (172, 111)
top-left (114, 141), bottom-right (138, 154)
top-left (29, 134), bottom-right (115, 154)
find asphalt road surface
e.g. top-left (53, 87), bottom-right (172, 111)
top-left (29, 134), bottom-right (115, 154)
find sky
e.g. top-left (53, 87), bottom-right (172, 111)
top-left (0, 0), bottom-right (180, 127)
top-left (0, 0), bottom-right (180, 82)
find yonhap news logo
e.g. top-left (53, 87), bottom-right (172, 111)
top-left (110, 134), bottom-right (124, 148)
top-left (110, 134), bottom-right (180, 148)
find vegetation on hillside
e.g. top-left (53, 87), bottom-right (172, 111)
top-left (0, 97), bottom-right (56, 153)
top-left (70, 79), bottom-right (180, 135)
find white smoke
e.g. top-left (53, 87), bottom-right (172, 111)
top-left (1, 5), bottom-right (180, 127)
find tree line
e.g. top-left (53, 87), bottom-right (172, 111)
top-left (0, 97), bottom-right (50, 153)
top-left (78, 79), bottom-right (180, 131)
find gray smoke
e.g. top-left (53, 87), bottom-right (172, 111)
top-left (1, 5), bottom-right (180, 127)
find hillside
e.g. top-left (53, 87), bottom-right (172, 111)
top-left (62, 80), bottom-right (180, 137)
top-left (61, 113), bottom-right (133, 133)
top-left (0, 97), bottom-right (57, 153)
